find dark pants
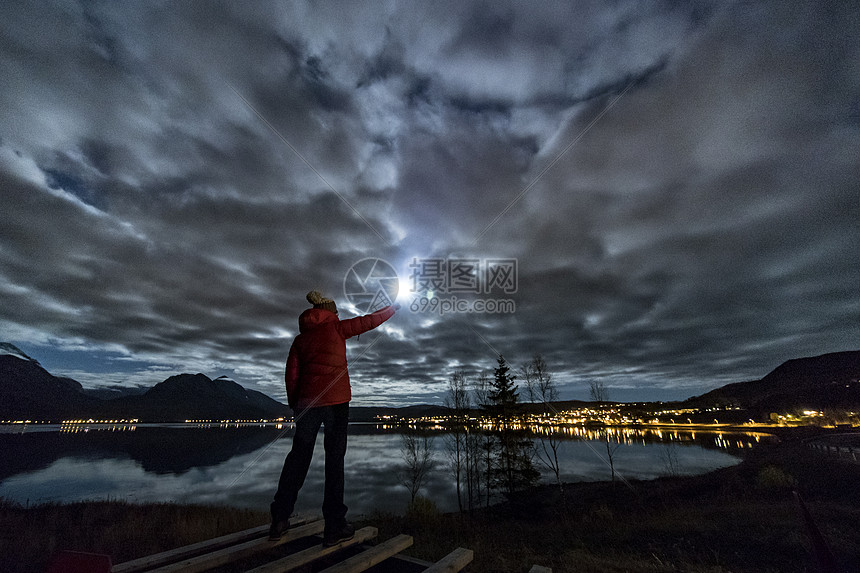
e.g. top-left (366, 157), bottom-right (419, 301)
top-left (272, 402), bottom-right (349, 527)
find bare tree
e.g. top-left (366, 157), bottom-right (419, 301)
top-left (589, 379), bottom-right (620, 484)
top-left (659, 441), bottom-right (681, 477)
top-left (473, 371), bottom-right (495, 509)
top-left (522, 354), bottom-right (563, 492)
top-left (444, 370), bottom-right (470, 512)
top-left (399, 425), bottom-right (435, 503)
top-left (464, 422), bottom-right (482, 513)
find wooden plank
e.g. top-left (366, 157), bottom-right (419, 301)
top-left (385, 553), bottom-right (433, 568)
top-left (529, 566), bottom-right (552, 573)
top-left (422, 547), bottom-right (474, 573)
top-left (111, 525), bottom-right (267, 573)
top-left (144, 520), bottom-right (325, 573)
top-left (243, 527), bottom-right (378, 573)
top-left (112, 514), bottom-right (319, 573)
top-left (318, 534), bottom-right (413, 573)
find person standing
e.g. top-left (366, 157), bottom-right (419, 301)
top-left (270, 290), bottom-right (398, 545)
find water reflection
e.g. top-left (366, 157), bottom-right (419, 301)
top-left (387, 422), bottom-right (773, 453)
top-left (0, 424), bottom-right (774, 515)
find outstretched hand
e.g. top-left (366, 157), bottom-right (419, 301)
top-left (393, 303), bottom-right (402, 311)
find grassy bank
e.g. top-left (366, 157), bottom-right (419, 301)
top-left (368, 430), bottom-right (860, 572)
top-left (2, 429), bottom-right (858, 572)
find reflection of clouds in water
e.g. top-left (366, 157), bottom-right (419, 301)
top-left (0, 430), bottom-right (741, 514)
top-left (0, 457), bottom-right (133, 504)
top-left (342, 434), bottom-right (460, 514)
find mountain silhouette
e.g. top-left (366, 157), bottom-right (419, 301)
top-left (0, 343), bottom-right (289, 422)
top-left (0, 345), bottom-right (101, 420)
top-left (108, 373), bottom-right (290, 421)
top-left (686, 350), bottom-right (860, 413)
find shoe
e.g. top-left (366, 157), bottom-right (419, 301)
top-left (269, 518), bottom-right (290, 540)
top-left (323, 522), bottom-right (355, 547)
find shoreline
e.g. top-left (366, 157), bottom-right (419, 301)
top-left (2, 427), bottom-right (858, 572)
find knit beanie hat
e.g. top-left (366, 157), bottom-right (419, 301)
top-left (307, 290), bottom-right (337, 314)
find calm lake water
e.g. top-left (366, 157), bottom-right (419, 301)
top-left (0, 423), bottom-right (774, 516)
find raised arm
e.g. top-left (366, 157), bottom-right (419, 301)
top-left (337, 305), bottom-right (396, 339)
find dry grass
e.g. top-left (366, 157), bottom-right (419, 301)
top-left (0, 499), bottom-right (268, 573)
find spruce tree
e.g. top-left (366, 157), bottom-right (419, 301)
top-left (487, 355), bottom-right (539, 495)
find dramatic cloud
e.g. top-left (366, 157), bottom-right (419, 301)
top-left (1, 0), bottom-right (858, 405)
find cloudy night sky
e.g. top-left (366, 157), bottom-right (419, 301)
top-left (1, 1), bottom-right (858, 407)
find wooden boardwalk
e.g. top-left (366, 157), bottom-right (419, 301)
top-left (110, 514), bottom-right (473, 573)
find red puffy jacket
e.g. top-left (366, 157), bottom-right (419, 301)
top-left (285, 305), bottom-right (396, 410)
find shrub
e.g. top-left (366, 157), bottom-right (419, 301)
top-left (756, 465), bottom-right (797, 490)
top-left (404, 495), bottom-right (440, 528)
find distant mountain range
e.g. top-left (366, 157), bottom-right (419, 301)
top-left (0, 343), bottom-right (289, 422)
top-left (106, 373), bottom-right (292, 422)
top-left (684, 350), bottom-right (860, 413)
top-left (1, 343), bottom-right (858, 422)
